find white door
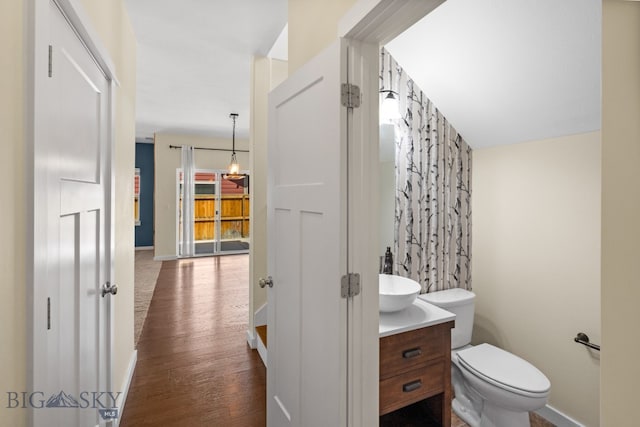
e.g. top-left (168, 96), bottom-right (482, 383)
top-left (34, 2), bottom-right (113, 425)
top-left (266, 39), bottom-right (348, 427)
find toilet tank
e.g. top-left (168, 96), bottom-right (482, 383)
top-left (420, 288), bottom-right (475, 349)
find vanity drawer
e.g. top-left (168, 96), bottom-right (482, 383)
top-left (380, 323), bottom-right (448, 379)
top-left (379, 359), bottom-right (445, 415)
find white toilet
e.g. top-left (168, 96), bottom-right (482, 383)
top-left (419, 289), bottom-right (550, 427)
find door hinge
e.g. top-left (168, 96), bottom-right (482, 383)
top-left (47, 297), bottom-right (51, 330)
top-left (341, 83), bottom-right (361, 109)
top-left (48, 45), bottom-right (53, 77)
top-left (341, 273), bottom-right (361, 298)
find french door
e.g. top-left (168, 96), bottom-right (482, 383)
top-left (177, 169), bottom-right (250, 256)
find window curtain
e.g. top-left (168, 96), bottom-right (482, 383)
top-left (382, 49), bottom-right (473, 293)
top-left (181, 145), bottom-right (195, 257)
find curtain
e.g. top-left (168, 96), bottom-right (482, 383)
top-left (181, 145), bottom-right (195, 257)
top-left (382, 49), bottom-right (473, 293)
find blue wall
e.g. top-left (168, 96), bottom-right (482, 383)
top-left (135, 143), bottom-right (154, 247)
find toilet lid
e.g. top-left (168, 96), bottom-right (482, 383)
top-left (420, 288), bottom-right (475, 308)
top-left (456, 344), bottom-right (550, 395)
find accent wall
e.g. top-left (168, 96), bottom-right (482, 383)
top-left (135, 142), bottom-right (155, 247)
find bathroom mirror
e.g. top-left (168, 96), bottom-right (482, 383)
top-left (379, 123), bottom-right (395, 256)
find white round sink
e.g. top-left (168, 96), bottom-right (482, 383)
top-left (379, 274), bottom-right (421, 312)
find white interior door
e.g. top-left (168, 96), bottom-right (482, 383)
top-left (33, 2), bottom-right (113, 425)
top-left (266, 39), bottom-right (348, 427)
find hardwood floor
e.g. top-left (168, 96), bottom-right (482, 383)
top-left (121, 254), bottom-right (554, 427)
top-left (120, 255), bottom-right (266, 426)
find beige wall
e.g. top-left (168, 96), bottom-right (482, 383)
top-left (288, 0), bottom-right (358, 74)
top-left (601, 1), bottom-right (640, 425)
top-left (0, 0), bottom-right (136, 425)
top-left (153, 133), bottom-right (249, 258)
top-left (77, 0), bottom-right (138, 406)
top-left (249, 57), bottom-right (288, 330)
top-left (472, 132), bottom-right (601, 426)
top-left (1, 1), bottom-right (26, 426)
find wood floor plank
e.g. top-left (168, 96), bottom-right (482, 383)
top-left (120, 255), bottom-right (266, 427)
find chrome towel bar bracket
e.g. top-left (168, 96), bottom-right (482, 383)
top-left (574, 332), bottom-right (600, 351)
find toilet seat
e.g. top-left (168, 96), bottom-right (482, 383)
top-left (456, 344), bottom-right (550, 398)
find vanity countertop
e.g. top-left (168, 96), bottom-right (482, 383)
top-left (379, 298), bottom-right (455, 338)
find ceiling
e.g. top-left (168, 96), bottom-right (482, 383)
top-left (125, 0), bottom-right (600, 149)
top-left (386, 0), bottom-right (601, 149)
top-left (124, 0), bottom-right (287, 141)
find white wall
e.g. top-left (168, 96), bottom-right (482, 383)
top-left (601, 1), bottom-right (640, 425)
top-left (153, 133), bottom-right (249, 258)
top-left (472, 132), bottom-right (601, 426)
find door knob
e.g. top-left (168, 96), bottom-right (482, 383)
top-left (259, 276), bottom-right (274, 288)
top-left (101, 281), bottom-right (118, 297)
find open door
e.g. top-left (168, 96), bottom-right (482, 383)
top-left (266, 39), bottom-right (348, 427)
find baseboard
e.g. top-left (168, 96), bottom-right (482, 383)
top-left (153, 255), bottom-right (177, 261)
top-left (114, 350), bottom-right (137, 427)
top-left (134, 246), bottom-right (154, 251)
top-left (535, 404), bottom-right (584, 427)
top-left (246, 329), bottom-right (257, 349)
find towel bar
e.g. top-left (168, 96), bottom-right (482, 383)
top-left (574, 332), bottom-right (600, 351)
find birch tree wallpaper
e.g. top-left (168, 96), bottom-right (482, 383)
top-left (381, 48), bottom-right (473, 293)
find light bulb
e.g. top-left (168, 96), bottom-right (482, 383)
top-left (228, 153), bottom-right (240, 175)
top-left (380, 92), bottom-right (401, 123)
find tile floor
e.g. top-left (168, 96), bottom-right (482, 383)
top-left (453, 411), bottom-right (554, 427)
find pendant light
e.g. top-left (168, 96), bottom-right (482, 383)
top-left (223, 113), bottom-right (244, 180)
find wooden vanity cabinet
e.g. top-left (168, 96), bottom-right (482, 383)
top-left (379, 320), bottom-right (454, 426)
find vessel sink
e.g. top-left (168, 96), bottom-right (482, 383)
top-left (379, 274), bottom-right (421, 312)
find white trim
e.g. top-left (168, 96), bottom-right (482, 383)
top-left (113, 350), bottom-right (137, 427)
top-left (247, 303), bottom-right (267, 349)
top-left (153, 255), bottom-right (177, 261)
top-left (535, 405), bottom-right (585, 427)
top-left (175, 168), bottom-right (181, 257)
top-left (344, 38), bottom-right (381, 427)
top-left (338, 0), bottom-right (445, 45)
top-left (246, 329), bottom-right (257, 349)
top-left (53, 0), bottom-right (119, 84)
top-left (135, 246), bottom-right (154, 251)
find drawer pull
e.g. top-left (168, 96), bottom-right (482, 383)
top-left (402, 348), bottom-right (422, 359)
top-left (402, 380), bottom-right (422, 393)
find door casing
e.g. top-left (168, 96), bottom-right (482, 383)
top-left (310, 1), bottom-right (447, 425)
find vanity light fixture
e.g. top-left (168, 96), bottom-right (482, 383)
top-left (380, 90), bottom-right (401, 123)
top-left (380, 51), bottom-right (401, 123)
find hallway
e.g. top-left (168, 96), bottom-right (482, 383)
top-left (120, 255), bottom-right (266, 426)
